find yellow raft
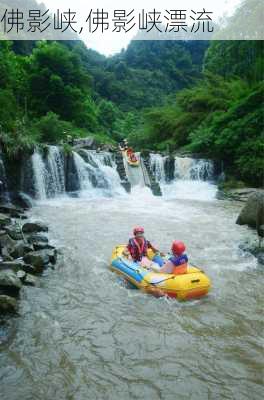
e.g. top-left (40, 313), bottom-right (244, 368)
top-left (123, 150), bottom-right (139, 167)
top-left (110, 245), bottom-right (211, 300)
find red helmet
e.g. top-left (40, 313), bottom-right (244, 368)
top-left (171, 240), bottom-right (186, 255)
top-left (133, 226), bottom-right (144, 235)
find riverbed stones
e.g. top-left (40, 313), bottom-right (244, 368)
top-left (0, 270), bottom-right (22, 293)
top-left (5, 225), bottom-right (24, 241)
top-left (16, 270), bottom-right (26, 281)
top-left (236, 192), bottom-right (264, 228)
top-left (0, 295), bottom-right (17, 313)
top-left (23, 250), bottom-right (50, 272)
top-left (22, 221), bottom-right (48, 234)
top-left (0, 261), bottom-right (27, 273)
top-left (10, 242), bottom-right (33, 259)
top-left (0, 204), bottom-right (25, 218)
top-left (27, 233), bottom-right (49, 245)
top-left (0, 213), bottom-right (11, 227)
top-left (24, 273), bottom-right (38, 286)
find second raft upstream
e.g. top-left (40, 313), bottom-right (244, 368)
top-left (110, 245), bottom-right (211, 300)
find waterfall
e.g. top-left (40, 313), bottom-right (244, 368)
top-left (72, 150), bottom-right (124, 197)
top-left (0, 153), bottom-right (10, 201)
top-left (150, 154), bottom-right (166, 183)
top-left (149, 154), bottom-right (216, 201)
top-left (175, 157), bottom-right (214, 181)
top-left (31, 151), bottom-right (47, 200)
top-left (150, 155), bottom-right (214, 183)
top-left (46, 146), bottom-right (65, 197)
top-left (72, 152), bottom-right (95, 191)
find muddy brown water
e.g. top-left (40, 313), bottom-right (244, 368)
top-left (0, 185), bottom-right (263, 400)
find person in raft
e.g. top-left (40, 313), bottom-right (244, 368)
top-left (123, 226), bottom-right (163, 266)
top-left (154, 240), bottom-right (188, 275)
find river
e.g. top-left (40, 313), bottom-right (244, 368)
top-left (0, 177), bottom-right (263, 400)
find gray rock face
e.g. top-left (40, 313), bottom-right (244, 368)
top-left (5, 226), bottom-right (24, 241)
top-left (0, 204), bottom-right (24, 218)
top-left (23, 250), bottom-right (51, 272)
top-left (236, 192), bottom-right (264, 229)
top-left (0, 295), bottom-right (17, 313)
top-left (0, 270), bottom-right (22, 292)
top-left (10, 242), bottom-right (33, 259)
top-left (0, 213), bottom-right (11, 227)
top-left (27, 233), bottom-right (49, 245)
top-left (24, 273), bottom-right (38, 286)
top-left (0, 261), bottom-right (27, 273)
top-left (22, 222), bottom-right (48, 234)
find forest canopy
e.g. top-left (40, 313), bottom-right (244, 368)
top-left (0, 38), bottom-right (263, 186)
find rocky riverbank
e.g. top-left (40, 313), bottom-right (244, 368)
top-left (0, 202), bottom-right (58, 313)
top-left (236, 191), bottom-right (264, 265)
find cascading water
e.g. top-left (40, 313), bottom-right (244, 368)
top-left (72, 152), bottom-right (95, 192)
top-left (31, 150), bottom-right (47, 200)
top-left (45, 146), bottom-right (65, 197)
top-left (150, 154), bottom-right (166, 183)
top-left (72, 150), bottom-right (124, 197)
top-left (89, 151), bottom-right (125, 195)
top-left (0, 153), bottom-right (10, 201)
top-left (150, 154), bottom-right (216, 201)
top-left (175, 157), bottom-right (214, 181)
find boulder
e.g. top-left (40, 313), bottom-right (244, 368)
top-left (27, 233), bottom-right (49, 245)
top-left (0, 270), bottom-right (22, 293)
top-left (22, 221), bottom-right (48, 234)
top-left (16, 270), bottom-right (26, 281)
top-left (48, 249), bottom-right (57, 265)
top-left (24, 273), bottom-right (38, 286)
top-left (23, 250), bottom-right (50, 272)
top-left (0, 204), bottom-right (24, 218)
top-left (236, 192), bottom-right (264, 229)
top-left (0, 295), bottom-right (17, 313)
top-left (257, 253), bottom-right (264, 265)
top-left (33, 242), bottom-right (54, 251)
top-left (0, 260), bottom-right (26, 273)
top-left (10, 242), bottom-right (33, 259)
top-left (21, 263), bottom-right (38, 275)
top-left (0, 213), bottom-right (11, 227)
top-left (5, 226), bottom-right (24, 241)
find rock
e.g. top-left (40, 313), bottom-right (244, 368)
top-left (22, 221), bottom-right (48, 234)
top-left (121, 181), bottom-right (131, 193)
top-left (150, 182), bottom-right (162, 197)
top-left (33, 242), bottom-right (54, 251)
top-left (10, 242), bottom-right (33, 259)
top-left (24, 273), bottom-right (38, 286)
top-left (48, 249), bottom-right (57, 265)
top-left (27, 233), bottom-right (49, 245)
top-left (5, 226), bottom-right (24, 240)
top-left (16, 270), bottom-right (26, 281)
top-left (0, 203), bottom-right (24, 218)
top-left (0, 261), bottom-right (26, 273)
top-left (21, 264), bottom-right (38, 275)
top-left (0, 295), bottom-right (17, 313)
top-left (236, 192), bottom-right (264, 229)
top-left (23, 250), bottom-right (50, 272)
top-left (0, 232), bottom-right (16, 251)
top-left (257, 253), bottom-right (264, 265)
top-left (0, 213), bottom-right (11, 227)
top-left (0, 270), bottom-right (22, 293)
top-left (9, 191), bottom-right (33, 210)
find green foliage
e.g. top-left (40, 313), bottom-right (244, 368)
top-left (0, 119), bottom-right (38, 158)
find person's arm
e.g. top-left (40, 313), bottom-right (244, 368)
top-left (148, 241), bottom-right (165, 257)
top-left (123, 242), bottom-right (132, 258)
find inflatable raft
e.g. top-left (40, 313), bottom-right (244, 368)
top-left (123, 150), bottom-right (139, 167)
top-left (110, 245), bottom-right (211, 300)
